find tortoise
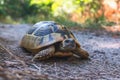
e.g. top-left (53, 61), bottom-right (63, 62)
top-left (20, 21), bottom-right (89, 61)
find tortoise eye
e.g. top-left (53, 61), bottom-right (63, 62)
top-left (64, 40), bottom-right (70, 43)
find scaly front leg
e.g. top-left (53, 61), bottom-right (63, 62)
top-left (72, 47), bottom-right (89, 59)
top-left (32, 46), bottom-right (55, 61)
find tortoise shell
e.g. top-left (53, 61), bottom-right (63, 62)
top-left (20, 21), bottom-right (80, 53)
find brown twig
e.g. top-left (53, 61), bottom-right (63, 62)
top-left (54, 62), bottom-right (58, 77)
top-left (0, 43), bottom-right (27, 67)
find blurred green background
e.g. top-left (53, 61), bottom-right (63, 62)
top-left (0, 0), bottom-right (119, 29)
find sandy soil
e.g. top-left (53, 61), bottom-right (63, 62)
top-left (0, 24), bottom-right (120, 80)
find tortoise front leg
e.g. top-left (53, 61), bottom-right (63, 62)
top-left (72, 48), bottom-right (89, 59)
top-left (32, 46), bottom-right (55, 61)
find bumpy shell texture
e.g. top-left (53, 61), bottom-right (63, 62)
top-left (20, 21), bottom-right (80, 52)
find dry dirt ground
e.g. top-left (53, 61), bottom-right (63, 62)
top-left (0, 24), bottom-right (120, 80)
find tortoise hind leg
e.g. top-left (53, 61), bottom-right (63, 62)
top-left (72, 48), bottom-right (89, 59)
top-left (32, 46), bottom-right (55, 61)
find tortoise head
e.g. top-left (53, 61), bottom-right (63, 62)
top-left (60, 38), bottom-right (76, 51)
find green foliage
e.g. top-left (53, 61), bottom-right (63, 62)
top-left (54, 16), bottom-right (81, 27)
top-left (0, 0), bottom-right (101, 18)
top-left (83, 15), bottom-right (117, 29)
top-left (0, 0), bottom-right (115, 30)
top-left (82, 15), bottom-right (104, 29)
top-left (30, 0), bottom-right (53, 16)
top-left (83, 19), bottom-right (102, 29)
